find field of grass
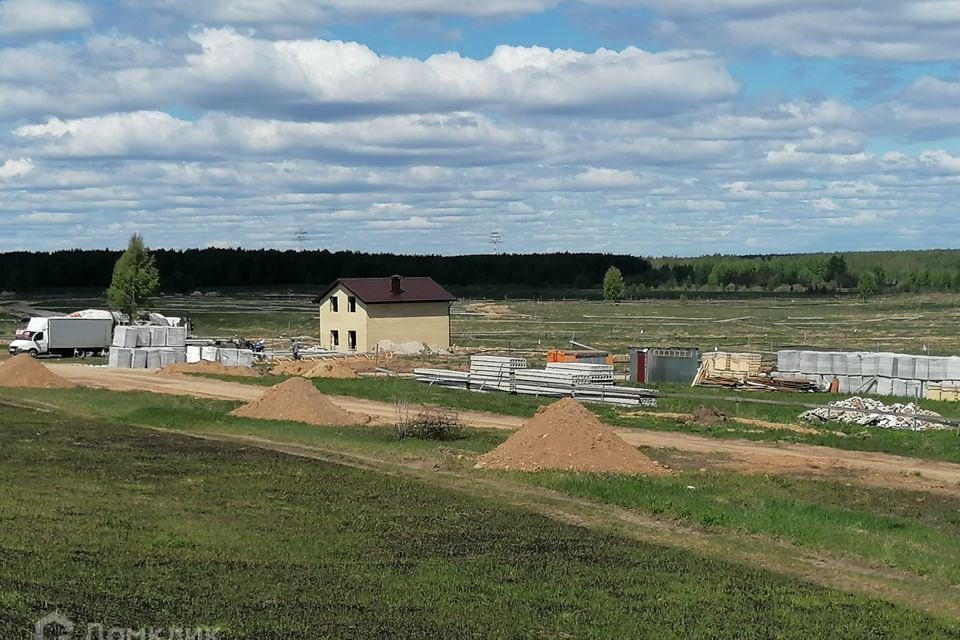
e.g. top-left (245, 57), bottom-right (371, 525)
top-left (453, 293), bottom-right (960, 357)
top-left (515, 470), bottom-right (960, 586)
top-left (4, 385), bottom-right (960, 606)
top-left (7, 401), bottom-right (960, 637)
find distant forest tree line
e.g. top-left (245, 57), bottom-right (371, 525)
top-left (2, 248), bottom-right (959, 296)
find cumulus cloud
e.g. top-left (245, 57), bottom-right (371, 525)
top-left (0, 0), bottom-right (92, 37)
top-left (0, 29), bottom-right (739, 122)
top-left (0, 157), bottom-right (34, 178)
top-left (1, 3), bottom-right (959, 254)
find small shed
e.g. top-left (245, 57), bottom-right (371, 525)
top-left (629, 347), bottom-right (700, 384)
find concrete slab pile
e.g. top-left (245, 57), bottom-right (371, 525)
top-left (108, 325), bottom-right (188, 369)
top-left (777, 349), bottom-right (960, 399)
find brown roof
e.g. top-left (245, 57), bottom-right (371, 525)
top-left (313, 276), bottom-right (456, 305)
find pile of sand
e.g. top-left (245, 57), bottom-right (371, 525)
top-left (270, 360), bottom-right (321, 376)
top-left (476, 397), bottom-right (668, 475)
top-left (157, 361), bottom-right (263, 378)
top-left (304, 361), bottom-right (357, 379)
top-left (686, 406), bottom-right (727, 425)
top-left (230, 376), bottom-right (370, 426)
top-left (269, 359), bottom-right (358, 379)
top-left (0, 354), bottom-right (78, 389)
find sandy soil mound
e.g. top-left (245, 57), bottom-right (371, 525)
top-left (158, 361), bottom-right (263, 378)
top-left (476, 397), bottom-right (668, 475)
top-left (230, 376), bottom-right (370, 426)
top-left (304, 361), bottom-right (357, 379)
top-left (269, 360), bottom-right (320, 376)
top-left (686, 406), bottom-right (727, 425)
top-left (0, 354), bottom-right (78, 389)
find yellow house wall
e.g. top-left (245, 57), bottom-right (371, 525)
top-left (317, 290), bottom-right (451, 353)
top-left (317, 285), bottom-right (371, 352)
top-left (366, 302), bottom-right (451, 350)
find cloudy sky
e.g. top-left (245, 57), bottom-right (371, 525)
top-left (1, 0), bottom-right (959, 255)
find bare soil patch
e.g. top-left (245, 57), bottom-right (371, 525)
top-left (158, 361), bottom-right (263, 378)
top-left (230, 376), bottom-right (372, 426)
top-left (476, 397), bottom-right (669, 475)
top-left (687, 406), bottom-right (727, 425)
top-left (0, 354), bottom-right (77, 389)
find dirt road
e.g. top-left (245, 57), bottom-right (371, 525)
top-left (49, 364), bottom-right (960, 490)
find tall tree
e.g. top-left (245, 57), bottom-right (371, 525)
top-left (857, 271), bottom-right (878, 300)
top-left (107, 234), bottom-right (160, 317)
top-left (603, 266), bottom-right (625, 302)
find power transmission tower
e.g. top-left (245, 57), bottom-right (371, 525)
top-left (295, 229), bottom-right (309, 252)
top-left (488, 231), bottom-right (502, 253)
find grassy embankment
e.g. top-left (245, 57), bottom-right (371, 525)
top-left (1, 400), bottom-right (959, 638)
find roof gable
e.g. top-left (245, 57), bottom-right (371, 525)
top-left (313, 276), bottom-right (456, 304)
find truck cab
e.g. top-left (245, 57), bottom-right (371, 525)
top-left (9, 317), bottom-right (48, 356)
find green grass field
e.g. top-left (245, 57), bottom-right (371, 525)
top-left (453, 293), bottom-right (960, 356)
top-left (3, 399), bottom-right (960, 638)
top-left (4, 385), bottom-right (960, 613)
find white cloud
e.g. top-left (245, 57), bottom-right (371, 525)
top-left (920, 150), bottom-right (960, 173)
top-left (0, 157), bottom-right (34, 178)
top-left (0, 30), bottom-right (740, 121)
top-left (0, 0), bottom-right (92, 37)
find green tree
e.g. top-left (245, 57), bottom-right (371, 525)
top-left (603, 266), bottom-right (625, 302)
top-left (107, 234), bottom-right (160, 317)
top-left (857, 271), bottom-right (878, 300)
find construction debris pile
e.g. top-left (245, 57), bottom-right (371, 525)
top-left (800, 397), bottom-right (949, 431)
top-left (109, 325), bottom-right (188, 369)
top-left (475, 397), bottom-right (669, 475)
top-left (693, 351), bottom-right (818, 391)
top-left (778, 350), bottom-right (960, 399)
top-left (415, 356), bottom-right (657, 407)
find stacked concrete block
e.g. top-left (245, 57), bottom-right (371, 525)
top-left (108, 347), bottom-right (133, 368)
top-left (186, 345), bottom-right (202, 363)
top-left (777, 349), bottom-right (960, 399)
top-left (159, 349), bottom-right (179, 367)
top-left (149, 326), bottom-right (168, 347)
top-left (167, 326), bottom-right (187, 347)
top-left (109, 324), bottom-right (189, 369)
top-left (131, 349), bottom-right (148, 368)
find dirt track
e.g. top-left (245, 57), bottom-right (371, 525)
top-left (49, 364), bottom-right (960, 491)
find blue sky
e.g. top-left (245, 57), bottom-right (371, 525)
top-left (1, 0), bottom-right (959, 256)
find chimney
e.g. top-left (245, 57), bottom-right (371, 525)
top-left (390, 274), bottom-right (403, 294)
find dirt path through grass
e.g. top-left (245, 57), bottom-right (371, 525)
top-left (49, 364), bottom-right (960, 493)
top-left (141, 425), bottom-right (960, 622)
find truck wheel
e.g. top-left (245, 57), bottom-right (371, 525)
top-left (28, 349), bottom-right (38, 358)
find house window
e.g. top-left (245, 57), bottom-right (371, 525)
top-left (347, 296), bottom-right (356, 312)
top-left (330, 296), bottom-right (339, 312)
top-left (330, 330), bottom-right (339, 348)
top-left (347, 330), bottom-right (357, 351)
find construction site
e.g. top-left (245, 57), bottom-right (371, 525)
top-left (3, 287), bottom-right (960, 638)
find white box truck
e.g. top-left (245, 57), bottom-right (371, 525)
top-left (9, 316), bottom-right (114, 357)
